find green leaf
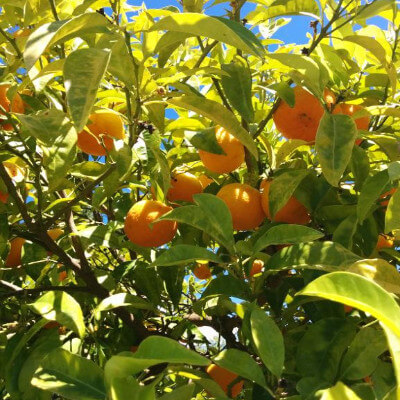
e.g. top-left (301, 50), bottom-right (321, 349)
top-left (167, 95), bottom-right (258, 158)
top-left (340, 327), bottom-right (387, 380)
top-left (267, 53), bottom-right (322, 94)
top-left (347, 258), bottom-right (400, 296)
top-left (24, 13), bottom-right (110, 72)
top-left (296, 318), bottom-right (357, 383)
top-left (318, 382), bottom-right (362, 400)
top-left (70, 162), bottom-right (108, 180)
top-left (315, 113), bottom-right (357, 187)
top-left (253, 224), bottom-right (323, 253)
top-left (17, 110), bottom-right (77, 191)
top-left (385, 188), bottom-right (400, 233)
top-left (275, 139), bottom-right (308, 167)
top-left (18, 330), bottom-right (62, 394)
top-left (155, 31), bottom-right (193, 68)
top-left (149, 13), bottom-right (264, 57)
top-left (109, 377), bottom-right (155, 400)
top-left (29, 291), bottom-right (85, 338)
top-left (268, 169), bottom-right (309, 218)
top-left (268, 81), bottom-right (295, 107)
top-left (104, 336), bottom-right (209, 383)
top-left (380, 325), bottom-right (400, 400)
top-left (94, 293), bottom-right (155, 319)
top-left (250, 309), bottom-right (284, 377)
top-left (161, 193), bottom-right (235, 253)
top-left (143, 131), bottom-right (171, 194)
top-left (249, 0), bottom-right (319, 20)
top-left (64, 48), bottom-right (111, 132)
top-left (202, 275), bottom-right (250, 299)
top-left (266, 241), bottom-right (361, 270)
top-left (350, 145), bottom-right (370, 190)
top-left (152, 245), bottom-right (222, 266)
top-left (357, 170), bottom-right (389, 223)
top-left (158, 384), bottom-right (195, 400)
top-left (185, 128), bottom-right (225, 154)
top-left (221, 57), bottom-right (254, 122)
top-left (31, 348), bottom-right (106, 400)
top-left (214, 349), bottom-right (267, 388)
top-left (298, 271), bottom-right (400, 337)
top-left (343, 35), bottom-right (396, 94)
top-left (332, 214), bottom-right (357, 249)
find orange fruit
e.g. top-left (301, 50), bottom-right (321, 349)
top-left (13, 28), bottom-right (31, 38)
top-left (58, 270), bottom-right (67, 282)
top-left (380, 188), bottom-right (397, 207)
top-left (249, 259), bottom-right (264, 277)
top-left (273, 87), bottom-right (335, 142)
top-left (193, 262), bottom-right (212, 280)
top-left (344, 305), bottom-right (353, 313)
top-left (47, 228), bottom-right (64, 241)
top-left (199, 127), bottom-right (245, 174)
top-left (44, 321), bottom-right (60, 330)
top-left (217, 183), bottom-right (265, 231)
top-left (167, 172), bottom-right (203, 203)
top-left (260, 180), bottom-right (310, 225)
top-left (0, 84), bottom-right (25, 131)
top-left (5, 237), bottom-right (26, 267)
top-left (124, 200), bottom-right (177, 248)
top-left (0, 161), bottom-right (25, 204)
top-left (0, 192), bottom-right (9, 204)
top-left (77, 110), bottom-right (124, 156)
top-left (376, 235), bottom-right (394, 251)
top-left (199, 174), bottom-right (213, 188)
top-left (206, 364), bottom-right (244, 398)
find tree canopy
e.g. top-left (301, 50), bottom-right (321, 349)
top-left (0, 0), bottom-right (400, 399)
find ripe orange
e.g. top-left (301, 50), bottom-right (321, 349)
top-left (376, 235), bottom-right (394, 251)
top-left (380, 188), bottom-right (397, 207)
top-left (199, 127), bottom-right (245, 174)
top-left (44, 321), bottom-right (60, 330)
top-left (260, 180), bottom-right (310, 225)
top-left (344, 305), bottom-right (353, 313)
top-left (77, 110), bottom-right (124, 156)
top-left (273, 87), bottom-right (335, 142)
top-left (167, 172), bottom-right (203, 203)
top-left (47, 228), bottom-right (64, 241)
top-left (193, 262), bottom-right (212, 280)
top-left (58, 270), bottom-right (67, 282)
top-left (199, 174), bottom-right (213, 188)
top-left (124, 200), bottom-right (177, 248)
top-left (206, 364), bottom-right (244, 398)
top-left (0, 192), bottom-right (9, 204)
top-left (249, 259), bottom-right (264, 277)
top-left (13, 28), bottom-right (31, 38)
top-left (217, 183), bottom-right (265, 231)
top-left (0, 84), bottom-right (25, 131)
top-left (5, 237), bottom-right (26, 267)
top-left (0, 161), bottom-right (25, 203)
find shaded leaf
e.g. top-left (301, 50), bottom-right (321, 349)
top-left (250, 309), bottom-right (284, 377)
top-left (298, 272), bottom-right (400, 337)
top-left (153, 245), bottom-right (222, 266)
top-left (315, 113), bottom-right (357, 187)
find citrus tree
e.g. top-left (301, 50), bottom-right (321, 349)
top-left (0, 0), bottom-right (400, 399)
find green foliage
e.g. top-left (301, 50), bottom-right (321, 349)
top-left (0, 0), bottom-right (399, 399)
